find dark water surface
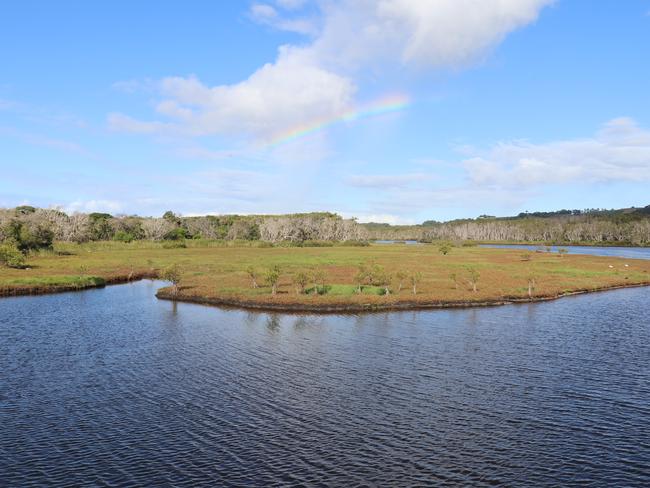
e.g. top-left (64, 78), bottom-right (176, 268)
top-left (2, 280), bottom-right (650, 486)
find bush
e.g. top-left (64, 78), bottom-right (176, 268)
top-left (4, 221), bottom-right (53, 253)
top-left (113, 231), bottom-right (135, 243)
top-left (161, 264), bottom-right (182, 295)
top-left (438, 242), bottom-right (452, 255)
top-left (0, 242), bottom-right (26, 268)
top-left (164, 227), bottom-right (189, 241)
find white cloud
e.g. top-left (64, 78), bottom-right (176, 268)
top-left (112, 1), bottom-right (552, 144)
top-left (250, 3), bottom-right (278, 21)
top-left (463, 118), bottom-right (650, 187)
top-left (305, 0), bottom-right (554, 72)
top-left (250, 2), bottom-right (317, 35)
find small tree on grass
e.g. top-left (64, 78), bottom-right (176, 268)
top-left (558, 248), bottom-right (569, 258)
top-left (438, 242), bottom-right (452, 255)
top-left (265, 265), bottom-right (281, 295)
top-left (354, 264), bottom-right (368, 293)
top-left (527, 274), bottom-right (537, 298)
top-left (246, 265), bottom-right (259, 288)
top-left (449, 272), bottom-right (459, 290)
top-left (78, 265), bottom-right (89, 277)
top-left (312, 269), bottom-right (326, 295)
top-left (0, 242), bottom-right (25, 269)
top-left (292, 271), bottom-right (310, 295)
top-left (409, 271), bottom-right (422, 295)
top-left (376, 269), bottom-right (392, 296)
top-left (395, 271), bottom-right (407, 293)
top-left (466, 267), bottom-right (480, 292)
top-left (161, 264), bottom-right (182, 296)
top-left (521, 252), bottom-right (532, 262)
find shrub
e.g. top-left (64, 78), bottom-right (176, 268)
top-left (312, 269), bottom-right (327, 295)
top-left (466, 267), bottom-right (480, 292)
top-left (113, 231), bottom-right (135, 243)
top-left (164, 227), bottom-right (189, 241)
top-left (395, 271), bottom-right (407, 293)
top-left (0, 242), bottom-right (26, 268)
top-left (449, 272), bottom-right (459, 289)
top-left (246, 266), bottom-right (259, 288)
top-left (409, 271), bottom-right (422, 295)
top-left (527, 274), bottom-right (537, 298)
top-left (4, 221), bottom-right (53, 253)
top-left (558, 248), bottom-right (569, 257)
top-left (161, 264), bottom-right (183, 296)
top-left (265, 265), bottom-right (281, 295)
top-left (521, 252), bottom-right (532, 261)
top-left (292, 271), bottom-right (310, 295)
top-left (354, 264), bottom-right (368, 293)
top-left (438, 242), bottom-right (452, 255)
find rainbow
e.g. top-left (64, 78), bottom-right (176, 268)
top-left (265, 93), bottom-right (411, 148)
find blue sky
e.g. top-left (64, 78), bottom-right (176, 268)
top-left (1, 0), bottom-right (650, 223)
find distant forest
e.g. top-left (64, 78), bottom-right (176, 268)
top-left (1, 205), bottom-right (650, 253)
top-left (364, 206), bottom-right (650, 245)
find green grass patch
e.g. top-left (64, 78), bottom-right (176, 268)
top-left (2, 275), bottom-right (106, 288)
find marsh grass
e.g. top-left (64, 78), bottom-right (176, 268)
top-left (2, 242), bottom-right (649, 305)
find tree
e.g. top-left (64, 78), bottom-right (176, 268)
top-left (409, 271), bottom-right (422, 295)
top-left (449, 272), bottom-right (459, 290)
top-left (354, 264), bottom-right (368, 293)
top-left (376, 269), bottom-right (392, 295)
top-left (438, 242), bottom-right (452, 255)
top-left (161, 264), bottom-right (183, 296)
top-left (0, 242), bottom-right (25, 268)
top-left (466, 267), bottom-right (480, 292)
top-left (292, 271), bottom-right (310, 295)
top-left (246, 266), bottom-right (259, 288)
top-left (312, 269), bottom-right (326, 295)
top-left (395, 271), bottom-right (407, 293)
top-left (265, 265), bottom-right (281, 295)
top-left (113, 230), bottom-right (134, 243)
top-left (527, 274), bottom-right (537, 298)
top-left (4, 220), bottom-right (53, 253)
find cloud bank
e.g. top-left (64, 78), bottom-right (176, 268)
top-left (110, 0), bottom-right (553, 143)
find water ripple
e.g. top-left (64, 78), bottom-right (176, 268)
top-left (1, 280), bottom-right (650, 486)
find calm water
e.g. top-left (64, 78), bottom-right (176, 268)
top-left (2, 278), bottom-right (650, 486)
top-left (481, 244), bottom-right (650, 260)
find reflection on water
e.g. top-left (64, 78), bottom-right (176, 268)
top-left (2, 280), bottom-right (650, 486)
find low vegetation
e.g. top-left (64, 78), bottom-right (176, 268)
top-left (2, 240), bottom-right (648, 310)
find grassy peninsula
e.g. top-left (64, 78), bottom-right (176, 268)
top-left (2, 240), bottom-right (649, 312)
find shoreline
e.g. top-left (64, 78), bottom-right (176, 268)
top-left (154, 281), bottom-right (650, 315)
top-left (0, 271), bottom-right (158, 297)
top-left (2, 273), bottom-right (648, 313)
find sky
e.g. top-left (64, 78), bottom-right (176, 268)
top-left (1, 0), bottom-right (650, 224)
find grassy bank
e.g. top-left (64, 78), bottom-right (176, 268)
top-left (1, 240), bottom-right (649, 310)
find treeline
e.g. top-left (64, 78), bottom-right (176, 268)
top-left (2, 204), bottom-right (650, 264)
top-left (363, 205), bottom-right (650, 245)
top-left (0, 206), bottom-right (368, 247)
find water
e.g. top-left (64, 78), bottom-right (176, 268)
top-left (2, 279), bottom-right (650, 486)
top-left (481, 244), bottom-right (650, 260)
top-left (374, 239), bottom-right (423, 245)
